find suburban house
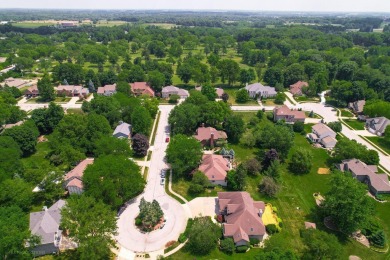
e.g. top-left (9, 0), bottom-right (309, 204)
top-left (57, 85), bottom-right (89, 98)
top-left (244, 83), bottom-right (277, 99)
top-left (337, 159), bottom-right (390, 195)
top-left (2, 77), bottom-right (29, 88)
top-left (130, 82), bottom-right (155, 97)
top-left (218, 192), bottom-right (266, 246)
top-left (29, 200), bottom-right (66, 256)
top-left (348, 100), bottom-right (366, 114)
top-left (195, 86), bottom-right (225, 99)
top-left (273, 105), bottom-right (306, 123)
top-left (113, 122), bottom-right (132, 139)
top-left (307, 123), bottom-right (337, 149)
top-left (24, 85), bottom-right (39, 98)
top-left (366, 117), bottom-right (390, 136)
top-left (198, 154), bottom-right (230, 186)
top-left (97, 84), bottom-right (117, 96)
top-left (194, 125), bottom-right (227, 147)
top-left (289, 81), bottom-right (308, 96)
top-left (63, 158), bottom-right (94, 195)
top-left (161, 85), bottom-right (189, 99)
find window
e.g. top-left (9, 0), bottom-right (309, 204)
top-left (251, 228), bottom-right (253, 231)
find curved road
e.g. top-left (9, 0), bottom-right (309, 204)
top-left (116, 105), bottom-right (190, 257)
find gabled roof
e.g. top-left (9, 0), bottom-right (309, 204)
top-left (366, 117), bottom-right (390, 134)
top-left (113, 122), bottom-right (132, 137)
top-left (24, 85), bottom-right (39, 94)
top-left (274, 105), bottom-right (306, 119)
top-left (130, 82), bottom-right (155, 96)
top-left (29, 200), bottom-right (65, 245)
top-left (162, 85), bottom-right (189, 96)
top-left (64, 158), bottom-right (94, 190)
top-left (194, 126), bottom-right (227, 142)
top-left (349, 100), bottom-right (366, 113)
top-left (289, 81), bottom-right (308, 95)
top-left (199, 154), bottom-right (229, 182)
top-left (218, 192), bottom-right (265, 243)
top-left (245, 83), bottom-right (277, 95)
top-left (312, 123), bottom-right (335, 136)
top-left (321, 136), bottom-right (337, 146)
top-left (338, 159), bottom-right (390, 193)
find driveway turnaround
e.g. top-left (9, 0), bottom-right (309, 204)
top-left (116, 105), bottom-right (190, 255)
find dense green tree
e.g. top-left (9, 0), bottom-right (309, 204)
top-left (2, 120), bottom-right (39, 157)
top-left (239, 68), bottom-right (256, 85)
top-left (274, 92), bottom-right (286, 105)
top-left (187, 217), bottom-right (221, 255)
top-left (38, 171), bottom-right (64, 204)
top-left (189, 171), bottom-right (210, 195)
top-left (0, 206), bottom-right (34, 260)
top-left (166, 135), bottom-right (202, 175)
top-left (61, 195), bottom-right (117, 260)
top-left (94, 136), bottom-right (132, 157)
top-left (334, 138), bottom-right (379, 165)
top-left (201, 85), bottom-right (217, 101)
top-left (301, 228), bottom-right (342, 260)
top-left (84, 155), bottom-right (145, 209)
top-left (363, 100), bottom-right (390, 119)
top-left (0, 136), bottom-right (23, 181)
top-left (31, 102), bottom-right (64, 134)
top-left (0, 178), bottom-right (32, 212)
top-left (292, 121), bottom-right (304, 133)
top-left (147, 70), bottom-right (165, 92)
top-left (257, 124), bottom-right (295, 159)
top-left (84, 95), bottom-right (121, 127)
top-left (220, 238), bottom-right (235, 255)
top-left (327, 121), bottom-right (342, 132)
top-left (289, 148), bottom-right (313, 174)
top-left (322, 172), bottom-right (374, 234)
top-left (131, 106), bottom-right (153, 135)
top-left (52, 63), bottom-right (85, 85)
top-left (218, 59), bottom-right (240, 85)
top-left (254, 248), bottom-right (298, 260)
top-left (224, 114), bottom-right (245, 143)
top-left (37, 74), bottom-right (55, 101)
top-left (235, 89), bottom-right (250, 103)
top-left (337, 61), bottom-right (358, 81)
top-left (264, 67), bottom-right (284, 87)
top-left (370, 230), bottom-right (387, 248)
top-left (202, 101), bottom-right (231, 127)
top-left (263, 159), bottom-right (281, 181)
top-left (227, 164), bottom-right (247, 191)
top-left (169, 103), bottom-right (201, 135)
top-left (284, 63), bottom-right (306, 87)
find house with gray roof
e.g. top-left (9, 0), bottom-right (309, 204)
top-left (337, 159), bottom-right (390, 195)
top-left (366, 117), bottom-right (390, 136)
top-left (29, 200), bottom-right (66, 256)
top-left (307, 123), bottom-right (337, 149)
top-left (113, 122), bottom-right (132, 139)
top-left (244, 83), bottom-right (277, 99)
top-left (162, 85), bottom-right (189, 99)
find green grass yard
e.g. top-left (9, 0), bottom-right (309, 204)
top-left (343, 119), bottom-right (365, 130)
top-left (365, 136), bottom-right (390, 155)
top-left (340, 109), bottom-right (354, 117)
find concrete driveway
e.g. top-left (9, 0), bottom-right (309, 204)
top-left (186, 197), bottom-right (218, 218)
top-left (116, 105), bottom-right (190, 255)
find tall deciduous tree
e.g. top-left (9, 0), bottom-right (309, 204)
top-left (166, 135), bottom-right (202, 175)
top-left (322, 172), bottom-right (374, 234)
top-left (131, 106), bottom-right (153, 135)
top-left (94, 136), bottom-right (132, 157)
top-left (132, 133), bottom-right (149, 157)
top-left (83, 155), bottom-right (145, 210)
top-left (169, 103), bottom-right (201, 135)
top-left (289, 148), bottom-right (313, 174)
top-left (227, 164), bottom-right (247, 191)
top-left (37, 74), bottom-right (55, 102)
top-left (201, 85), bottom-right (217, 101)
top-left (2, 120), bottom-right (39, 157)
top-left (224, 114), bottom-right (245, 143)
top-left (61, 195), bottom-right (117, 260)
top-left (259, 176), bottom-right (280, 197)
top-left (187, 217), bottom-right (221, 255)
top-left (31, 102), bottom-right (64, 134)
top-left (301, 228), bottom-right (342, 260)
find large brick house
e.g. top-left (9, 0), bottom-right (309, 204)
top-left (289, 81), bottom-right (308, 96)
top-left (57, 85), bottom-right (89, 98)
top-left (218, 192), bottom-right (266, 246)
top-left (198, 154), bottom-right (230, 186)
top-left (130, 82), bottom-right (155, 97)
top-left (194, 125), bottom-right (227, 147)
top-left (273, 105), bottom-right (306, 123)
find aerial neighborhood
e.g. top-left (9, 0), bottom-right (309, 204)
top-left (1, 6), bottom-right (390, 260)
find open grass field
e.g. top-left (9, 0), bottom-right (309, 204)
top-left (12, 22), bottom-right (56, 28)
top-left (143, 23), bottom-right (179, 29)
top-left (344, 119), bottom-right (365, 130)
top-left (95, 20), bottom-right (129, 27)
top-left (166, 246), bottom-right (264, 260)
top-left (223, 88), bottom-right (259, 105)
top-left (366, 136), bottom-right (390, 155)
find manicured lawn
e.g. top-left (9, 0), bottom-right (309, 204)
top-left (340, 109), bottom-right (354, 117)
top-left (223, 88), bottom-right (259, 106)
top-left (54, 97), bottom-right (71, 103)
top-left (66, 108), bottom-right (84, 114)
top-left (366, 136), bottom-right (390, 155)
top-left (262, 99), bottom-right (277, 106)
top-left (166, 246), bottom-right (264, 260)
top-left (295, 96), bottom-right (320, 103)
top-left (232, 111), bottom-right (257, 124)
top-left (344, 119), bottom-right (365, 130)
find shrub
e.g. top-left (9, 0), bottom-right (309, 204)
top-left (168, 94), bottom-right (180, 104)
top-left (266, 224), bottom-right (279, 234)
top-left (249, 238), bottom-right (260, 246)
top-left (256, 110), bottom-right (264, 119)
top-left (178, 233), bottom-right (187, 243)
top-left (235, 89), bottom-right (249, 103)
top-left (266, 112), bottom-right (274, 121)
top-left (293, 121), bottom-right (304, 133)
top-left (278, 221), bottom-right (283, 228)
top-left (188, 183), bottom-right (204, 195)
top-left (274, 93), bottom-right (286, 105)
top-left (236, 245), bottom-right (249, 253)
top-left (272, 206), bottom-right (278, 213)
top-left (220, 238), bottom-right (235, 255)
top-left (370, 230), bottom-right (387, 248)
top-left (135, 217), bottom-right (142, 226)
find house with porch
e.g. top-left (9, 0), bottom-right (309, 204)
top-left (198, 154), bottom-right (230, 186)
top-left (218, 192), bottom-right (266, 246)
top-left (337, 159), bottom-right (390, 195)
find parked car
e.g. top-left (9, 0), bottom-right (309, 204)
top-left (161, 171), bottom-right (166, 178)
top-left (160, 178), bottom-right (165, 185)
top-left (165, 137), bottom-right (170, 143)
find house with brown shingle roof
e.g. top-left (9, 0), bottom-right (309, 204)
top-left (366, 117), bottom-right (390, 136)
top-left (24, 85), bottom-right (39, 97)
top-left (97, 84), bottom-right (117, 96)
top-left (3, 77), bottom-right (29, 88)
top-left (348, 100), bottom-right (366, 114)
top-left (63, 158), bottom-right (94, 195)
top-left (289, 81), bottom-right (308, 96)
top-left (273, 105), bottom-right (306, 123)
top-left (218, 192), bottom-right (266, 246)
top-left (194, 125), bottom-right (227, 147)
top-left (57, 85), bottom-right (89, 98)
top-left (198, 154), bottom-right (230, 186)
top-left (130, 82), bottom-right (155, 97)
top-left (162, 85), bottom-right (189, 99)
top-left (337, 159), bottom-right (390, 195)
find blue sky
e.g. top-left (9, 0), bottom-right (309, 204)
top-left (0, 0), bottom-right (390, 12)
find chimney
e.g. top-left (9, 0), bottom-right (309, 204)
top-left (202, 123), bottom-right (205, 128)
top-left (259, 209), bottom-right (263, 217)
top-left (210, 132), bottom-right (215, 148)
top-left (43, 206), bottom-right (48, 211)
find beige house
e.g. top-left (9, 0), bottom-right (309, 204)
top-left (218, 192), bottom-right (266, 246)
top-left (348, 100), bottom-right (366, 114)
top-left (307, 123), bottom-right (337, 148)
